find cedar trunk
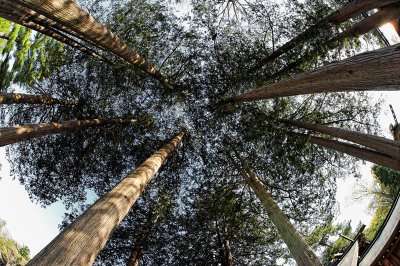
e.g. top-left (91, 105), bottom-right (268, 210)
top-left (6, 0), bottom-right (170, 87)
top-left (0, 92), bottom-right (77, 105)
top-left (307, 135), bottom-right (400, 171)
top-left (252, 0), bottom-right (399, 68)
top-left (243, 164), bottom-right (322, 266)
top-left (286, 120), bottom-right (400, 161)
top-left (27, 130), bottom-right (186, 266)
top-left (0, 118), bottom-right (136, 147)
top-left (232, 44), bottom-right (400, 102)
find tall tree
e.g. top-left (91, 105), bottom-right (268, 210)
top-left (0, 117), bottom-right (137, 147)
top-left (28, 129), bottom-right (186, 265)
top-left (232, 152), bottom-right (322, 266)
top-left (0, 92), bottom-right (77, 105)
top-left (285, 120), bottom-right (400, 161)
top-left (231, 44), bottom-right (400, 102)
top-left (2, 0), bottom-right (170, 87)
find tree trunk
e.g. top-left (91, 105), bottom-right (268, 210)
top-left (239, 158), bottom-right (322, 266)
top-left (127, 244), bottom-right (143, 266)
top-left (251, 0), bottom-right (399, 69)
top-left (4, 0), bottom-right (170, 87)
top-left (285, 120), bottom-right (400, 161)
top-left (27, 129), bottom-right (186, 266)
top-left (268, 4), bottom-right (400, 81)
top-left (231, 44), bottom-right (400, 102)
top-left (0, 6), bottom-right (108, 62)
top-left (306, 134), bottom-right (400, 171)
top-left (0, 92), bottom-right (77, 105)
top-left (222, 220), bottom-right (233, 266)
top-left (0, 118), bottom-right (137, 147)
top-left (0, 32), bottom-right (8, 39)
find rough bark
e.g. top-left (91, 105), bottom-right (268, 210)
top-left (231, 44), bottom-right (400, 102)
top-left (222, 220), bottom-right (233, 266)
top-left (269, 4), bottom-right (400, 81)
top-left (27, 129), bottom-right (186, 266)
top-left (127, 244), bottom-right (142, 266)
top-left (0, 2), bottom-right (111, 62)
top-left (306, 134), bottom-right (400, 171)
top-left (285, 120), bottom-right (400, 161)
top-left (238, 158), bottom-right (322, 266)
top-left (5, 0), bottom-right (171, 87)
top-left (0, 118), bottom-right (137, 147)
top-left (252, 0), bottom-right (400, 69)
top-left (0, 92), bottom-right (77, 105)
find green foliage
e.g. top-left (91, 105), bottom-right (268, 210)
top-left (0, 219), bottom-right (30, 265)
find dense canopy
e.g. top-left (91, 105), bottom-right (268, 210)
top-left (0, 0), bottom-right (398, 265)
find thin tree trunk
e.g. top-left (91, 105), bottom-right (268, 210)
top-left (251, 0), bottom-right (400, 69)
top-left (5, 0), bottom-right (171, 87)
top-left (0, 32), bottom-right (8, 39)
top-left (235, 155), bottom-right (322, 266)
top-left (0, 3), bottom-right (111, 63)
top-left (127, 242), bottom-right (144, 266)
top-left (222, 219), bottom-right (233, 266)
top-left (269, 4), bottom-right (400, 81)
top-left (305, 134), bottom-right (400, 171)
top-left (285, 120), bottom-right (400, 161)
top-left (0, 118), bottom-right (137, 147)
top-left (0, 92), bottom-right (77, 105)
top-left (231, 44), bottom-right (400, 102)
top-left (27, 129), bottom-right (186, 266)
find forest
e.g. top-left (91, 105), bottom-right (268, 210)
top-left (0, 0), bottom-right (400, 265)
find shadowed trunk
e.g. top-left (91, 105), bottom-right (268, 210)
top-left (231, 44), bottom-right (400, 102)
top-left (0, 92), bottom-right (77, 105)
top-left (2, 0), bottom-right (171, 87)
top-left (0, 118), bottom-right (137, 147)
top-left (269, 4), bottom-right (400, 81)
top-left (234, 156), bottom-right (322, 266)
top-left (27, 129), bottom-right (186, 266)
top-left (251, 0), bottom-right (399, 69)
top-left (305, 134), bottom-right (400, 171)
top-left (285, 120), bottom-right (400, 161)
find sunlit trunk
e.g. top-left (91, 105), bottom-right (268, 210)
top-left (0, 92), bottom-right (77, 105)
top-left (231, 44), bottom-right (400, 102)
top-left (28, 129), bottom-right (186, 266)
top-left (0, 118), bottom-right (137, 147)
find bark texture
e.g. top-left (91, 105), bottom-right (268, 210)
top-left (3, 0), bottom-right (170, 87)
top-left (307, 135), bottom-right (400, 171)
top-left (0, 118), bottom-right (136, 147)
top-left (232, 44), bottom-right (400, 102)
top-left (286, 120), bottom-right (400, 161)
top-left (27, 129), bottom-right (186, 266)
top-left (241, 162), bottom-right (322, 266)
top-left (252, 0), bottom-right (399, 68)
top-left (268, 4), bottom-right (400, 81)
top-left (0, 92), bottom-right (77, 105)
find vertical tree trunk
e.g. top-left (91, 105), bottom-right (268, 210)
top-left (222, 220), bottom-right (233, 266)
top-left (127, 243), bottom-right (143, 266)
top-left (285, 120), bottom-right (400, 161)
top-left (0, 92), bottom-right (77, 105)
top-left (4, 0), bottom-right (170, 87)
top-left (231, 44), bottom-right (400, 102)
top-left (237, 158), bottom-right (322, 266)
top-left (0, 118), bottom-right (137, 147)
top-left (27, 129), bottom-right (186, 266)
top-left (306, 134), bottom-right (400, 171)
top-left (251, 0), bottom-right (399, 69)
